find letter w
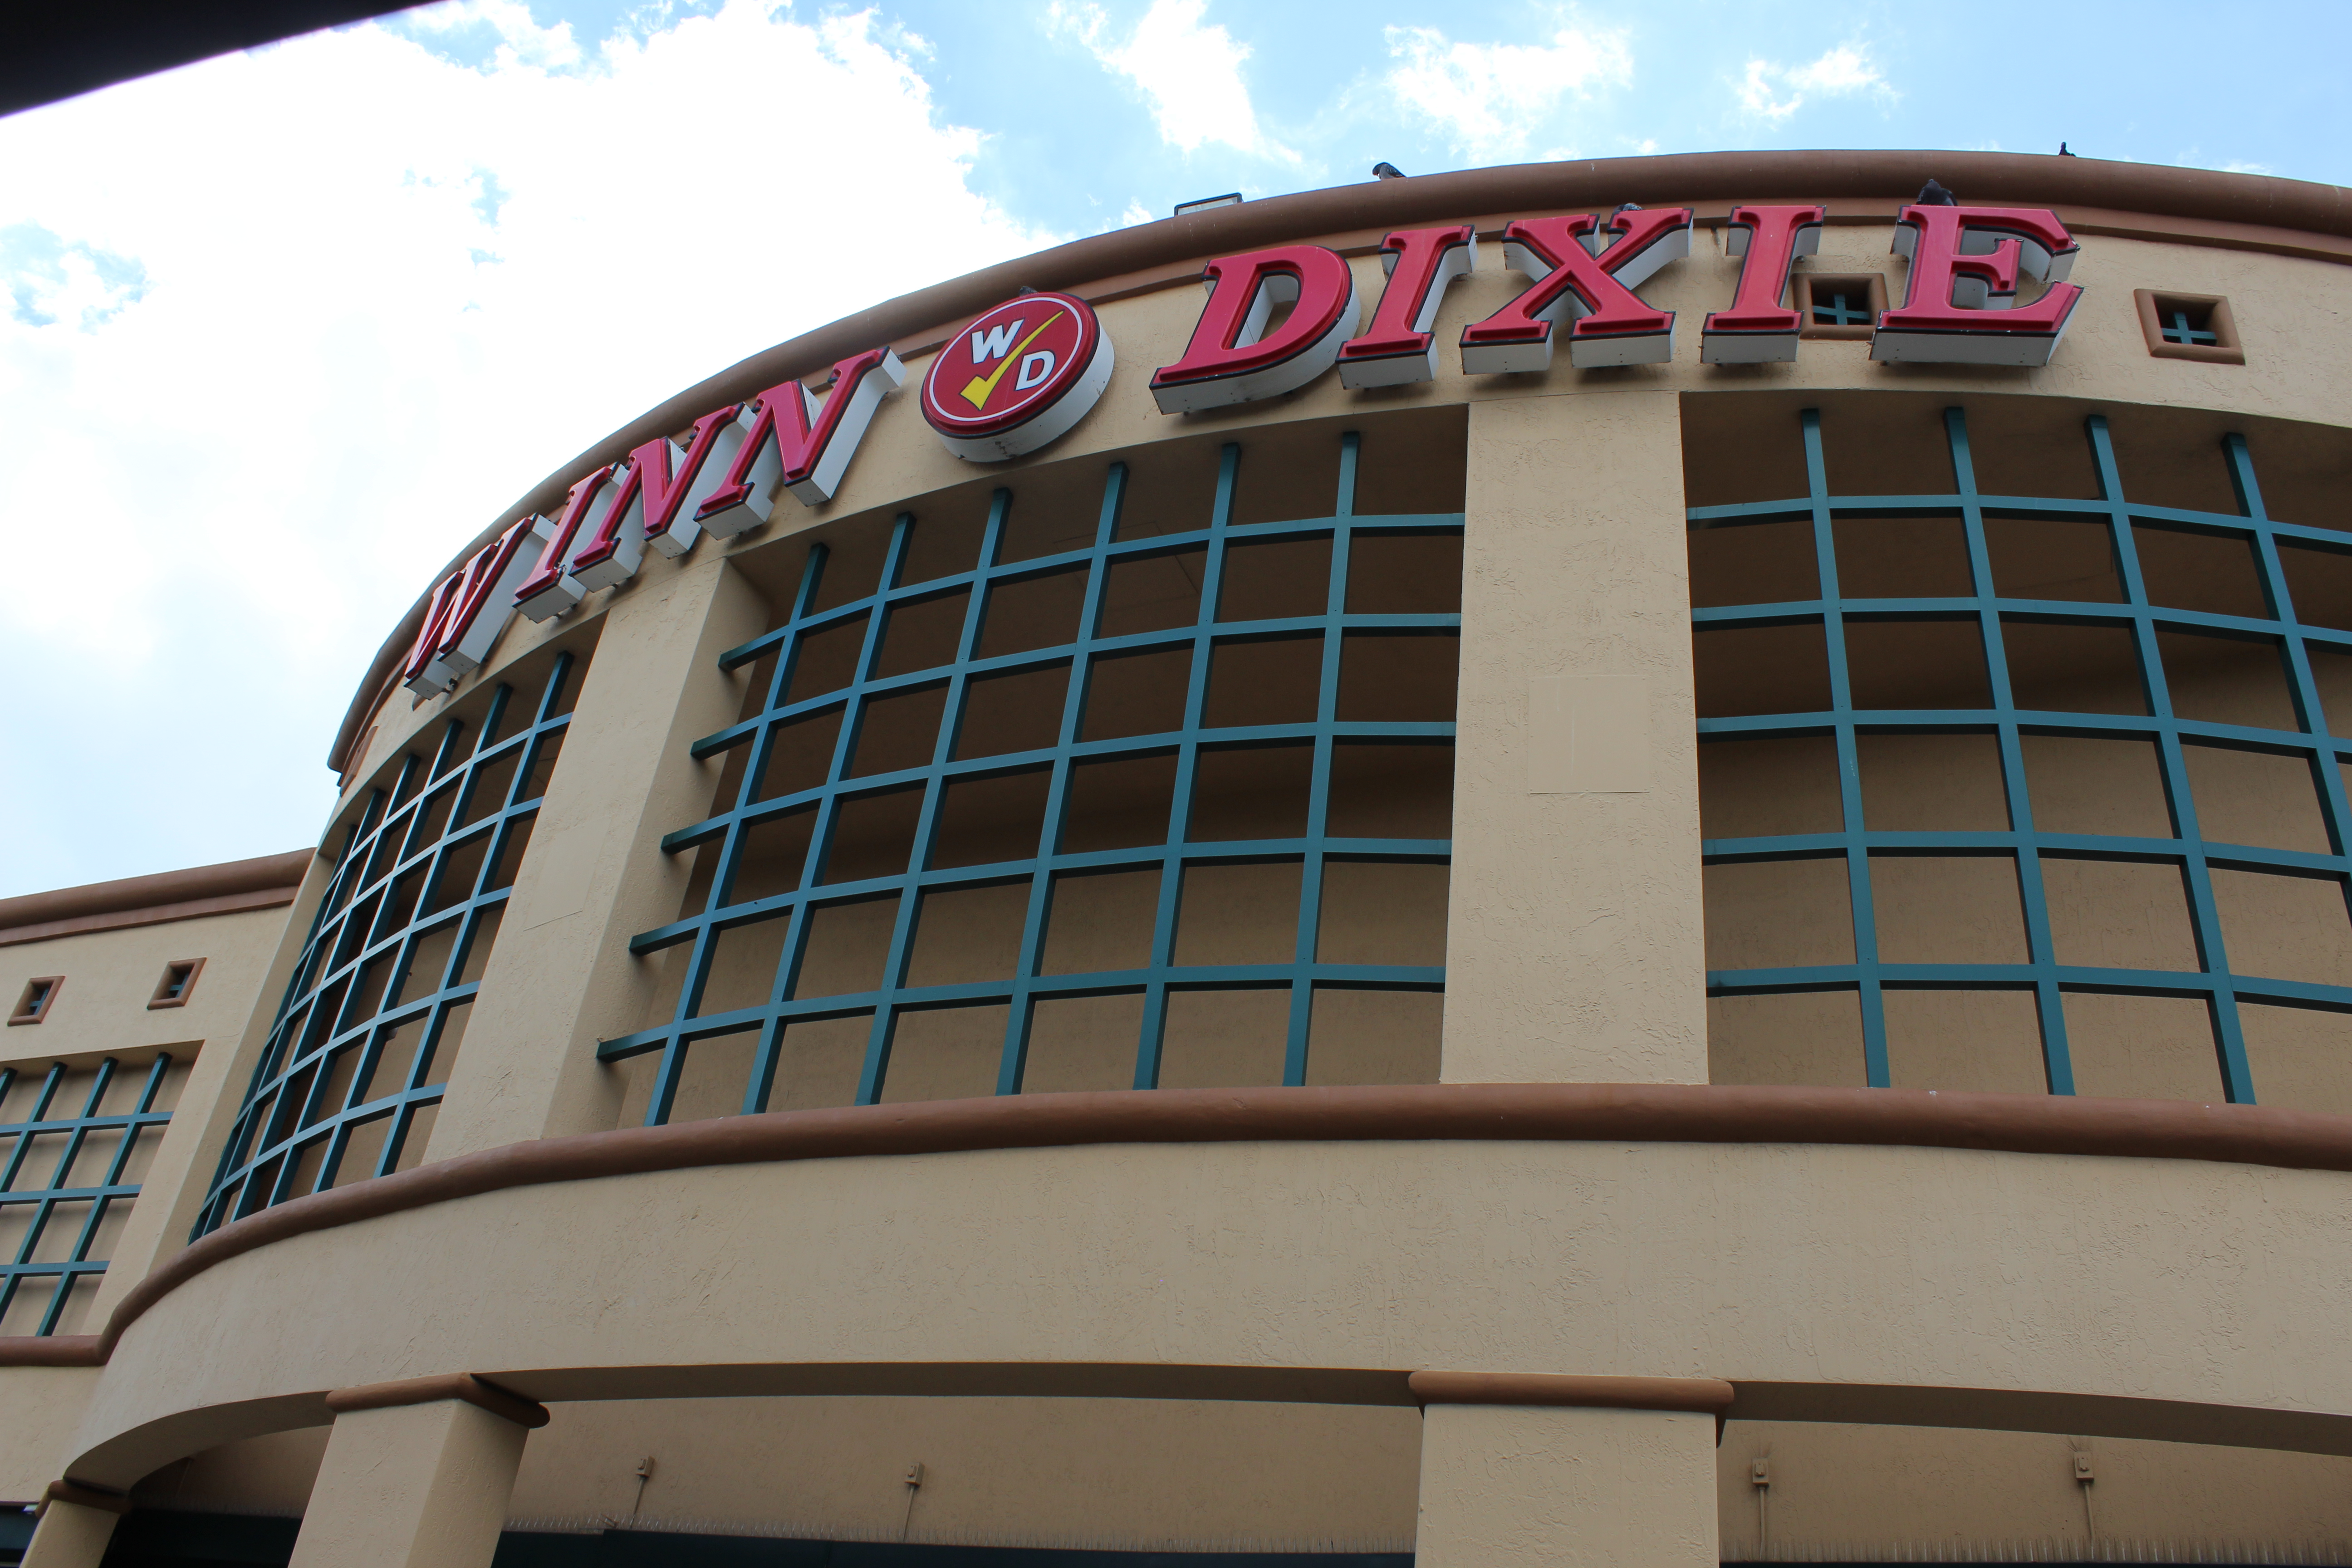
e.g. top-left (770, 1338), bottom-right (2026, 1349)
top-left (970, 319), bottom-right (1024, 363)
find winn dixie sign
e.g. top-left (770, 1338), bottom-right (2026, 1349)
top-left (400, 198), bottom-right (2082, 696)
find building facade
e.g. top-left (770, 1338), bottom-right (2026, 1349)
top-left (5, 150), bottom-right (2352, 1568)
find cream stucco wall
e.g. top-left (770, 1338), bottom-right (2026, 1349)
top-left (1, 903), bottom-right (292, 1071)
top-left (0, 902), bottom-right (300, 1495)
top-left (65, 1136), bottom-right (2352, 1489)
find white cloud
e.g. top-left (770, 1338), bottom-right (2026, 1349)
top-left (1119, 199), bottom-right (1156, 227)
top-left (404, 0), bottom-right (587, 69)
top-left (0, 0), bottom-right (1061, 894)
top-left (1381, 20), bottom-right (1633, 163)
top-left (1049, 0), bottom-right (1294, 162)
top-left (1735, 44), bottom-right (1893, 122)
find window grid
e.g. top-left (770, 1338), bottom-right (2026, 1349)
top-left (1813, 293), bottom-right (1872, 328)
top-left (604, 432), bottom-right (1460, 1119)
top-left (193, 653), bottom-right (577, 1235)
top-left (0, 1055), bottom-right (172, 1336)
top-left (2162, 310), bottom-right (2219, 347)
top-left (1694, 407), bottom-right (2352, 1099)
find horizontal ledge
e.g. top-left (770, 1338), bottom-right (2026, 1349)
top-left (60, 1366), bottom-right (2352, 1492)
top-left (0, 1334), bottom-right (104, 1367)
top-left (10, 1082), bottom-right (2350, 1372)
top-left (0, 886), bottom-right (302, 948)
top-left (505, 1361), bottom-right (1418, 1408)
top-left (325, 1372), bottom-right (550, 1430)
top-left (1410, 1371), bottom-right (1736, 1412)
top-left (1725, 1382), bottom-right (2352, 1459)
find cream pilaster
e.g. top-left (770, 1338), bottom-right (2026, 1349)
top-left (20, 1490), bottom-right (125, 1568)
top-left (287, 1394), bottom-right (533, 1568)
top-left (426, 556), bottom-right (770, 1156)
top-left (1443, 389), bottom-right (1706, 1083)
top-left (1413, 1382), bottom-right (1722, 1568)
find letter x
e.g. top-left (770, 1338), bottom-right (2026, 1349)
top-left (1461, 207), bottom-right (1692, 372)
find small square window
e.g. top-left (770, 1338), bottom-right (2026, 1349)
top-left (2134, 289), bottom-right (2244, 365)
top-left (1793, 273), bottom-right (1887, 340)
top-left (149, 959), bottom-right (206, 1010)
top-left (10, 976), bottom-right (63, 1025)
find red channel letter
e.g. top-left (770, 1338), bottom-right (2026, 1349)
top-left (1338, 225), bottom-right (1475, 387)
top-left (1149, 244), bottom-right (1359, 412)
top-left (1709, 206), bottom-right (1825, 332)
top-left (1874, 205), bottom-right (2082, 362)
top-left (697, 347), bottom-right (899, 519)
top-left (512, 468), bottom-right (615, 619)
top-left (1460, 207), bottom-right (1692, 372)
top-left (402, 518), bottom-right (538, 695)
top-left (570, 407), bottom-right (743, 575)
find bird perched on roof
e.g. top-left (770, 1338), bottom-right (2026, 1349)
top-left (1916, 178), bottom-right (1958, 206)
top-left (1372, 162), bottom-right (1406, 180)
top-left (2059, 142), bottom-right (2075, 157)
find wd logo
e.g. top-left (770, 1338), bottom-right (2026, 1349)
top-left (921, 291), bottom-right (1114, 462)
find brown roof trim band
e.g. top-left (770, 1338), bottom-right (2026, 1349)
top-left (1409, 1371), bottom-right (1737, 1412)
top-left (0, 887), bottom-right (305, 950)
top-left (0, 851), bottom-right (313, 946)
top-left (326, 149), bottom-right (2352, 773)
top-left (325, 1372), bottom-right (551, 1430)
top-left (5, 1081), bottom-right (2347, 1372)
top-left (2, 1334), bottom-right (105, 1367)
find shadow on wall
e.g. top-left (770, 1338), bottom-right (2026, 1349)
top-left (87, 1511), bottom-right (1416, 1568)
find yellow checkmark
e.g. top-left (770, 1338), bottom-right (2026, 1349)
top-left (960, 311), bottom-right (1066, 411)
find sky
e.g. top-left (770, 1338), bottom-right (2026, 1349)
top-left (3, 0), bottom-right (2348, 897)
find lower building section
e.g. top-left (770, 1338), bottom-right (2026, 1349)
top-left (14, 1398), bottom-right (2343, 1568)
top-left (133, 1398), bottom-right (1423, 1553)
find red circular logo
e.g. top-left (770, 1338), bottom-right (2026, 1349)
top-left (921, 291), bottom-right (1112, 461)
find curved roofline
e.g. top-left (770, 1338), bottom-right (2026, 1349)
top-left (329, 147), bottom-right (2352, 771)
top-left (0, 849), bottom-right (313, 946)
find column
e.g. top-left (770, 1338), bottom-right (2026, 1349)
top-left (1411, 1372), bottom-right (1728, 1568)
top-left (1444, 389), bottom-right (1707, 1083)
top-left (288, 1377), bottom-right (547, 1568)
top-left (21, 1484), bottom-right (127, 1568)
top-left (426, 553), bottom-right (773, 1156)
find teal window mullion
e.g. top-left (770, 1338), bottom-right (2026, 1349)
top-left (2086, 416), bottom-right (2255, 1102)
top-left (803, 521), bottom-right (915, 897)
top-left (0, 1065), bottom-right (63, 1190)
top-left (2225, 435), bottom-right (2352, 1102)
top-left (54, 1061), bottom-right (157, 1308)
top-left (739, 902), bottom-right (819, 1116)
top-left (1138, 444), bottom-right (1242, 1089)
top-left (1801, 410), bottom-right (1888, 1084)
top-left (730, 546), bottom-right (855, 1114)
top-left (858, 507), bottom-right (989, 1107)
top-left (1284, 432), bottom-right (1361, 1087)
top-left (2229, 436), bottom-right (2352, 858)
top-left (203, 651), bottom-right (576, 1232)
top-left (1945, 408), bottom-right (2073, 1093)
top-left (1000, 465), bottom-right (1132, 1095)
